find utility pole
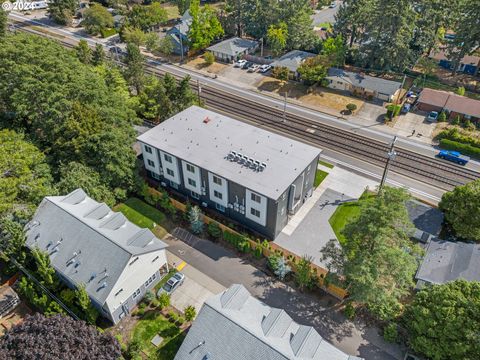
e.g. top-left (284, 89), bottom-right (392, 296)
top-left (380, 136), bottom-right (397, 190)
top-left (197, 79), bottom-right (202, 104)
top-left (282, 91), bottom-right (288, 122)
top-left (179, 31), bottom-right (184, 63)
top-left (260, 38), bottom-right (264, 57)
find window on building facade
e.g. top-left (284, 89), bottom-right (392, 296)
top-left (147, 159), bottom-right (155, 167)
top-left (191, 191), bottom-right (200, 199)
top-left (164, 154), bottom-right (173, 163)
top-left (213, 175), bottom-right (222, 185)
top-left (132, 288), bottom-right (141, 299)
top-left (216, 203), bottom-right (225, 212)
top-left (145, 145), bottom-right (152, 154)
top-left (250, 208), bottom-right (260, 217)
top-left (186, 163), bottom-right (195, 173)
top-left (251, 193), bottom-right (261, 203)
top-left (188, 178), bottom-right (196, 187)
top-left (145, 273), bottom-right (157, 287)
top-left (213, 190), bottom-right (223, 199)
top-left (166, 168), bottom-right (174, 176)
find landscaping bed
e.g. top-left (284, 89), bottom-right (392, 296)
top-left (314, 169), bottom-right (329, 187)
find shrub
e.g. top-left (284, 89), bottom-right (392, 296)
top-left (139, 302), bottom-right (146, 310)
top-left (346, 103), bottom-right (357, 112)
top-left (204, 51), bottom-right (215, 65)
top-left (143, 290), bottom-right (155, 305)
top-left (126, 338), bottom-right (142, 359)
top-left (271, 66), bottom-right (289, 81)
top-left (136, 308), bottom-right (145, 316)
top-left (158, 292), bottom-right (170, 309)
top-left (439, 139), bottom-right (480, 159)
top-left (386, 104), bottom-right (401, 120)
top-left (176, 316), bottom-right (185, 325)
top-left (188, 205), bottom-right (204, 234)
top-left (294, 256), bottom-right (317, 291)
top-left (456, 86), bottom-right (465, 96)
top-left (168, 311), bottom-right (177, 322)
top-left (463, 120), bottom-right (475, 131)
top-left (184, 305), bottom-right (196, 321)
top-left (253, 244), bottom-right (263, 259)
top-left (207, 222), bottom-right (222, 240)
top-left (268, 254), bottom-right (291, 280)
top-left (438, 111), bottom-right (447, 122)
top-left (344, 302), bottom-right (356, 319)
top-left (383, 322), bottom-right (398, 343)
top-left (223, 231), bottom-right (243, 246)
top-left (451, 115), bottom-right (461, 125)
top-left (237, 238), bottom-right (251, 253)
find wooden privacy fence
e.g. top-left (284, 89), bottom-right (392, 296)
top-left (147, 187), bottom-right (348, 300)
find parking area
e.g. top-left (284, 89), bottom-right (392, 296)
top-left (392, 112), bottom-right (437, 143)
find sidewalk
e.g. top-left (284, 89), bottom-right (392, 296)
top-left (163, 231), bottom-right (406, 360)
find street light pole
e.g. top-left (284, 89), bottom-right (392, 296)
top-left (379, 136), bottom-right (397, 190)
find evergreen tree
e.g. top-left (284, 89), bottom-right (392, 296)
top-left (92, 43), bottom-right (105, 66)
top-left (47, 0), bottom-right (79, 25)
top-left (124, 42), bottom-right (145, 93)
top-left (0, 8), bottom-right (7, 40)
top-left (188, 205), bottom-right (203, 234)
top-left (75, 40), bottom-right (92, 64)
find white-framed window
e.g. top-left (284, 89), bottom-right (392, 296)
top-left (213, 190), bottom-right (223, 200)
top-left (188, 178), bottom-right (196, 187)
top-left (216, 203), bottom-right (225, 212)
top-left (145, 273), bottom-right (157, 287)
top-left (164, 154), bottom-right (173, 163)
top-left (213, 175), bottom-right (222, 185)
top-left (250, 208), bottom-right (260, 217)
top-left (166, 168), bottom-right (174, 176)
top-left (251, 193), bottom-right (261, 203)
top-left (152, 172), bottom-right (160, 180)
top-left (145, 146), bottom-right (153, 154)
top-left (186, 164), bottom-right (195, 173)
top-left (132, 288), bottom-right (141, 299)
top-left (170, 181), bottom-right (178, 189)
top-left (191, 191), bottom-right (200, 199)
top-left (147, 159), bottom-right (155, 167)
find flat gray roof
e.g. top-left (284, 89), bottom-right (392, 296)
top-left (327, 68), bottom-right (401, 96)
top-left (25, 189), bottom-right (167, 305)
top-left (272, 50), bottom-right (317, 72)
top-left (137, 106), bottom-right (321, 200)
top-left (416, 239), bottom-right (480, 285)
top-left (207, 37), bottom-right (258, 56)
top-left (174, 284), bottom-right (362, 360)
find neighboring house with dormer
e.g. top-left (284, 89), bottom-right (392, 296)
top-left (25, 189), bottom-right (169, 324)
top-left (166, 10), bottom-right (192, 56)
top-left (174, 284), bottom-right (363, 360)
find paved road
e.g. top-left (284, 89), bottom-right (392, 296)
top-left (311, 1), bottom-right (342, 26)
top-left (162, 233), bottom-right (405, 360)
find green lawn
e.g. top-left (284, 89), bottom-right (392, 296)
top-left (318, 160), bottom-right (334, 169)
top-left (314, 169), bottom-right (329, 187)
top-left (316, 22), bottom-right (332, 30)
top-left (328, 192), bottom-right (375, 245)
top-left (154, 269), bottom-right (177, 292)
top-left (131, 311), bottom-right (185, 359)
top-left (162, 4), bottom-right (180, 20)
top-left (115, 198), bottom-right (168, 238)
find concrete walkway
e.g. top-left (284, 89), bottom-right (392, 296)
top-left (163, 232), bottom-right (406, 360)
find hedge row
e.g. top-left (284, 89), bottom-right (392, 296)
top-left (439, 139), bottom-right (480, 159)
top-left (438, 128), bottom-right (480, 148)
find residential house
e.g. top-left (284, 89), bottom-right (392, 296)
top-left (415, 239), bottom-right (480, 288)
top-left (271, 50), bottom-right (317, 80)
top-left (406, 200), bottom-right (444, 243)
top-left (174, 284), bottom-right (363, 360)
top-left (416, 88), bottom-right (480, 122)
top-left (430, 48), bottom-right (480, 76)
top-left (166, 10), bottom-right (192, 56)
top-left (206, 37), bottom-right (259, 62)
top-left (25, 189), bottom-right (169, 324)
top-left (137, 106), bottom-right (321, 239)
top-left (326, 68), bottom-right (402, 101)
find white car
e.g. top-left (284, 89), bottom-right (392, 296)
top-left (247, 64), bottom-right (260, 73)
top-left (259, 64), bottom-right (272, 73)
top-left (234, 59), bottom-right (247, 68)
top-left (157, 272), bottom-right (185, 296)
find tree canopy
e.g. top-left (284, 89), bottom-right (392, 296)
top-left (0, 129), bottom-right (53, 216)
top-left (267, 22), bottom-right (288, 56)
top-left (188, 0), bottom-right (224, 51)
top-left (47, 0), bottom-right (79, 25)
top-left (321, 187), bottom-right (422, 320)
top-left (127, 3), bottom-right (168, 32)
top-left (439, 179), bottom-right (480, 241)
top-left (0, 33), bottom-right (138, 202)
top-left (404, 280), bottom-right (480, 360)
top-left (0, 313), bottom-right (121, 359)
top-left (82, 3), bottom-right (114, 35)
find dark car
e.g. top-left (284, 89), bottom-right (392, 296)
top-left (242, 61), bottom-right (254, 69)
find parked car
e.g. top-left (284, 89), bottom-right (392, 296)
top-left (234, 59), bottom-right (247, 68)
top-left (247, 64), bottom-right (260, 73)
top-left (329, 2), bottom-right (337, 8)
top-left (426, 111), bottom-right (439, 122)
top-left (437, 150), bottom-right (470, 165)
top-left (242, 61), bottom-right (254, 69)
top-left (157, 272), bottom-right (185, 296)
top-left (259, 64), bottom-right (272, 73)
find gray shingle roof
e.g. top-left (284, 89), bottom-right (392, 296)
top-left (272, 50), bottom-right (317, 72)
top-left (416, 239), bottom-right (480, 285)
top-left (207, 37), bottom-right (258, 56)
top-left (137, 106), bottom-right (321, 200)
top-left (327, 68), bottom-right (402, 96)
top-left (174, 284), bottom-right (363, 360)
top-left (25, 189), bottom-right (168, 306)
top-left (406, 200), bottom-right (444, 237)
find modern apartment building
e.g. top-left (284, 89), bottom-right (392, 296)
top-left (137, 106), bottom-right (321, 239)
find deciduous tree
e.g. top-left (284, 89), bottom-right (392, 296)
top-left (47, 0), bottom-right (79, 25)
top-left (297, 55), bottom-right (329, 85)
top-left (82, 3), bottom-right (114, 36)
top-left (188, 0), bottom-right (224, 51)
top-left (267, 22), bottom-right (288, 56)
top-left (0, 313), bottom-right (121, 359)
top-left (439, 179), bottom-right (480, 241)
top-left (321, 35), bottom-right (346, 66)
top-left (0, 8), bottom-right (7, 39)
top-left (127, 3), bottom-right (167, 32)
top-left (404, 280), bottom-right (480, 360)
top-left (123, 27), bottom-right (146, 47)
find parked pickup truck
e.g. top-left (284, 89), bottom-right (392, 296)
top-left (437, 150), bottom-right (470, 165)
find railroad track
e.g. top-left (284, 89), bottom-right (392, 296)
top-left (11, 22), bottom-right (480, 190)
